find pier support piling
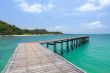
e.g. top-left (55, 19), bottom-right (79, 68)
top-left (66, 40), bottom-right (69, 52)
top-left (54, 42), bottom-right (57, 53)
top-left (61, 41), bottom-right (63, 54)
top-left (47, 43), bottom-right (49, 48)
top-left (71, 39), bottom-right (74, 49)
top-left (43, 36), bottom-right (89, 54)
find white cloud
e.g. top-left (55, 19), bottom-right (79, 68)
top-left (75, 0), bottom-right (110, 12)
top-left (99, 0), bottom-right (110, 7)
top-left (76, 3), bottom-right (99, 12)
top-left (76, 21), bottom-right (109, 34)
top-left (47, 21), bottom-right (108, 34)
top-left (55, 26), bottom-right (62, 29)
top-left (14, 0), bottom-right (55, 14)
top-left (47, 3), bottom-right (55, 10)
top-left (80, 21), bottom-right (107, 30)
top-left (52, 25), bottom-right (67, 32)
top-left (87, 0), bottom-right (98, 2)
top-left (19, 2), bottom-right (43, 13)
top-left (48, 25), bottom-right (73, 33)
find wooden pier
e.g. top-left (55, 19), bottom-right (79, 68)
top-left (2, 43), bottom-right (85, 73)
top-left (40, 36), bottom-right (89, 54)
top-left (2, 36), bottom-right (89, 73)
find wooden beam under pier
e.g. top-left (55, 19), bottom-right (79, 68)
top-left (41, 36), bottom-right (89, 54)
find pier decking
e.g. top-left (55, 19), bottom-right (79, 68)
top-left (2, 36), bottom-right (89, 73)
top-left (38, 36), bottom-right (89, 44)
top-left (40, 36), bottom-right (89, 54)
top-left (3, 43), bottom-right (84, 73)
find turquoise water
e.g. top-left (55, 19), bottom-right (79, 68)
top-left (0, 34), bottom-right (110, 73)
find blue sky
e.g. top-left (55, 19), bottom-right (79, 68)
top-left (0, 0), bottom-right (110, 34)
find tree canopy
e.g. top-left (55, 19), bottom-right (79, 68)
top-left (0, 20), bottom-right (63, 35)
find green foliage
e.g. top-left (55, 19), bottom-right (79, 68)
top-left (0, 20), bottom-right (23, 35)
top-left (49, 31), bottom-right (63, 34)
top-left (0, 20), bottom-right (63, 35)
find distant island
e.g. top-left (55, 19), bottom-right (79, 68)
top-left (0, 20), bottom-right (63, 35)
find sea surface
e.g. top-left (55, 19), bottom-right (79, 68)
top-left (0, 34), bottom-right (110, 73)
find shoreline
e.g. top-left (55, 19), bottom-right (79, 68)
top-left (0, 34), bottom-right (52, 37)
top-left (0, 34), bottom-right (63, 37)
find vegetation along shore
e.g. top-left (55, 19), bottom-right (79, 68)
top-left (0, 20), bottom-right (63, 36)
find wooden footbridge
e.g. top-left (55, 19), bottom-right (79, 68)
top-left (2, 36), bottom-right (89, 73)
top-left (40, 36), bottom-right (89, 54)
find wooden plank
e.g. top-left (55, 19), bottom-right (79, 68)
top-left (2, 43), bottom-right (85, 73)
top-left (39, 36), bottom-right (89, 44)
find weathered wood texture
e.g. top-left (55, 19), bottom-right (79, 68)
top-left (3, 43), bottom-right (85, 73)
top-left (38, 36), bottom-right (89, 44)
